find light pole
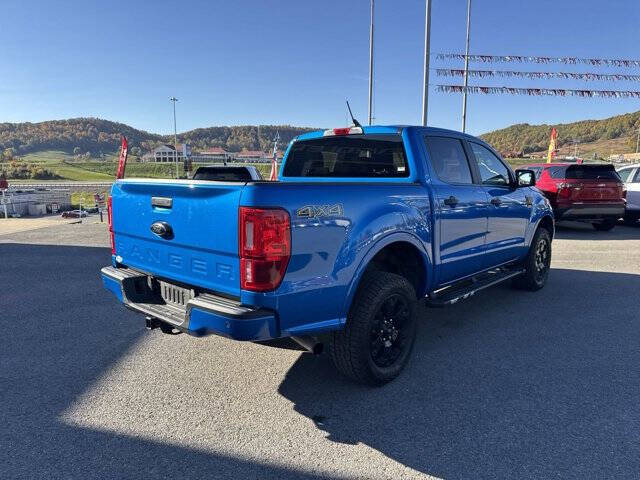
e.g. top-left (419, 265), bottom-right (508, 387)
top-left (636, 127), bottom-right (640, 153)
top-left (170, 97), bottom-right (179, 178)
top-left (461, 0), bottom-right (472, 132)
top-left (421, 0), bottom-right (432, 126)
top-left (368, 0), bottom-right (374, 125)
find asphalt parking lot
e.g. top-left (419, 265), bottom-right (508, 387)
top-left (2, 219), bottom-right (639, 479)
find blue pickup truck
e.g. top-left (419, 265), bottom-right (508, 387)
top-left (101, 125), bottom-right (554, 385)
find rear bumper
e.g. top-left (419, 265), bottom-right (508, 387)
top-left (555, 203), bottom-right (625, 221)
top-left (101, 266), bottom-right (278, 340)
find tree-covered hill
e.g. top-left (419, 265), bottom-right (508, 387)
top-left (2, 111), bottom-right (639, 159)
top-left (480, 111), bottom-right (640, 155)
top-left (0, 118), bottom-right (163, 157)
top-left (178, 125), bottom-right (314, 153)
top-left (0, 118), bottom-right (315, 157)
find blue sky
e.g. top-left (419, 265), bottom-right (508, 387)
top-left (1, 0), bottom-right (639, 135)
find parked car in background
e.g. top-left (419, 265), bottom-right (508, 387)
top-left (616, 163), bottom-right (640, 225)
top-left (192, 165), bottom-right (263, 181)
top-left (524, 163), bottom-right (625, 231)
top-left (61, 209), bottom-right (88, 218)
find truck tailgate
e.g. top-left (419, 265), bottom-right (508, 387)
top-left (111, 179), bottom-right (243, 297)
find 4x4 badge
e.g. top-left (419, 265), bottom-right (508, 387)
top-left (296, 204), bottom-right (344, 218)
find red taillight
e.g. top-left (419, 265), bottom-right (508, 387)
top-left (239, 207), bottom-right (291, 292)
top-left (555, 181), bottom-right (572, 199)
top-left (107, 196), bottom-right (115, 255)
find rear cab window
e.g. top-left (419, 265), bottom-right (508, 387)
top-left (282, 135), bottom-right (409, 178)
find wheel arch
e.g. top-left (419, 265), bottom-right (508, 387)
top-left (341, 233), bottom-right (431, 320)
top-left (536, 214), bottom-right (555, 239)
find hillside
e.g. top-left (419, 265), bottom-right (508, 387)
top-left (0, 118), bottom-right (315, 157)
top-left (2, 111), bottom-right (639, 161)
top-left (0, 118), bottom-right (163, 157)
top-left (480, 111), bottom-right (640, 156)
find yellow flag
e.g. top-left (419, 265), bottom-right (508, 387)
top-left (547, 128), bottom-right (557, 163)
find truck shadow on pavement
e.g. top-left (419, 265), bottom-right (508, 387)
top-left (0, 243), bottom-right (342, 480)
top-left (278, 267), bottom-right (640, 479)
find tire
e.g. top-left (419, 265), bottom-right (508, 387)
top-left (592, 220), bottom-right (616, 231)
top-left (329, 272), bottom-right (418, 386)
top-left (512, 227), bottom-right (552, 291)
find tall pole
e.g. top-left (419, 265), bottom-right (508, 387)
top-left (461, 0), bottom-right (472, 132)
top-left (368, 0), bottom-right (374, 125)
top-left (170, 97), bottom-right (179, 178)
top-left (421, 0), bottom-right (432, 126)
top-left (636, 127), bottom-right (640, 153)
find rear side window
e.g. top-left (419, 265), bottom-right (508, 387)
top-left (424, 136), bottom-right (473, 184)
top-left (550, 165), bottom-right (621, 181)
top-left (528, 166), bottom-right (543, 180)
top-left (617, 168), bottom-right (633, 182)
top-left (282, 135), bottom-right (409, 178)
top-left (634, 169), bottom-right (640, 183)
top-left (548, 166), bottom-right (567, 178)
top-left (470, 143), bottom-right (511, 186)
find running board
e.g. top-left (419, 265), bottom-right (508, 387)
top-left (426, 269), bottom-right (525, 307)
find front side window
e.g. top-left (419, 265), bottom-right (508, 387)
top-left (282, 135), bottom-right (409, 178)
top-left (470, 143), bottom-right (511, 186)
top-left (424, 136), bottom-right (473, 184)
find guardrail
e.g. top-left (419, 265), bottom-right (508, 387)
top-left (9, 182), bottom-right (113, 190)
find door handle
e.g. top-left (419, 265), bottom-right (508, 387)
top-left (443, 195), bottom-right (459, 206)
top-left (490, 198), bottom-right (502, 206)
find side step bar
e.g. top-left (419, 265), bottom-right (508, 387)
top-left (426, 268), bottom-right (525, 307)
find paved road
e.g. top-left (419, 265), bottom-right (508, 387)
top-left (2, 221), bottom-right (639, 479)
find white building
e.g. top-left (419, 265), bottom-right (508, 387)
top-left (191, 147), bottom-right (231, 163)
top-left (146, 144), bottom-right (187, 163)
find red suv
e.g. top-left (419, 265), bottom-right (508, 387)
top-left (524, 163), bottom-right (625, 231)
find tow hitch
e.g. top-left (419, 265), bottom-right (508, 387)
top-left (145, 317), bottom-right (181, 335)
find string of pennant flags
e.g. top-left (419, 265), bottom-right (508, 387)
top-left (435, 53), bottom-right (640, 68)
top-left (436, 85), bottom-right (640, 98)
top-left (435, 69), bottom-right (640, 82)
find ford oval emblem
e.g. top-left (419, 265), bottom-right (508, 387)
top-left (150, 221), bottom-right (173, 239)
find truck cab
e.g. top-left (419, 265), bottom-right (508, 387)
top-left (102, 125), bottom-right (554, 385)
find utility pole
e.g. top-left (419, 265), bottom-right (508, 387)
top-left (636, 127), bottom-right (640, 153)
top-left (421, 0), bottom-right (432, 126)
top-left (461, 0), bottom-right (472, 132)
top-left (170, 97), bottom-right (179, 178)
top-left (368, 0), bottom-right (375, 125)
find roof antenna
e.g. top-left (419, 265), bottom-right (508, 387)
top-left (345, 100), bottom-right (363, 128)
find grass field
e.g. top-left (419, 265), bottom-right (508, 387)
top-left (3, 150), bottom-right (273, 182)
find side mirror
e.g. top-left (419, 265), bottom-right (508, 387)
top-left (515, 169), bottom-right (536, 187)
